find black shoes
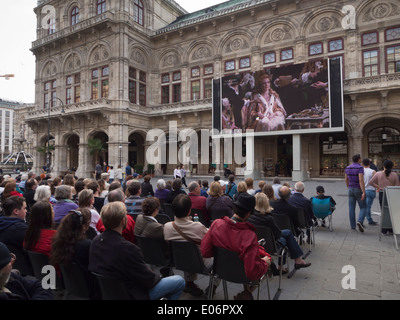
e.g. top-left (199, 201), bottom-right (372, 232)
top-left (357, 222), bottom-right (364, 233)
top-left (294, 262), bottom-right (312, 270)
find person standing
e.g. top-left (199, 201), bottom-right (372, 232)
top-left (180, 165), bottom-right (188, 188)
top-left (95, 162), bottom-right (102, 180)
top-left (362, 159), bottom-right (378, 226)
top-left (345, 154), bottom-right (367, 232)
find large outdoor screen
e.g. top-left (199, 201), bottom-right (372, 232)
top-left (213, 58), bottom-right (344, 137)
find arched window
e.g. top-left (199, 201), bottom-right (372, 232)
top-left (71, 6), bottom-right (79, 26)
top-left (134, 0), bottom-right (144, 26)
top-left (47, 17), bottom-right (56, 35)
top-left (97, 0), bottom-right (107, 15)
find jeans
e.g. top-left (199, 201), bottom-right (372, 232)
top-left (348, 188), bottom-right (367, 229)
top-left (277, 229), bottom-right (304, 263)
top-left (149, 275), bottom-right (185, 300)
top-left (365, 190), bottom-right (376, 224)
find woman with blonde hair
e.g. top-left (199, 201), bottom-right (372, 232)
top-left (206, 181), bottom-right (233, 219)
top-left (248, 192), bottom-right (311, 272)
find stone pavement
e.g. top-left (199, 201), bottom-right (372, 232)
top-left (155, 176), bottom-right (400, 301)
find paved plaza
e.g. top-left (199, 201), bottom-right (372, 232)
top-left (158, 176), bottom-right (400, 301)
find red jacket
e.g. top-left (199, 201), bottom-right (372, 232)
top-left (201, 216), bottom-right (268, 281)
top-left (188, 193), bottom-right (210, 224)
top-left (96, 214), bottom-right (136, 244)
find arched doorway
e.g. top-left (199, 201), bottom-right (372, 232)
top-left (320, 132), bottom-right (348, 176)
top-left (38, 135), bottom-right (55, 171)
top-left (128, 132), bottom-right (145, 172)
top-left (66, 134), bottom-right (79, 171)
top-left (89, 132), bottom-right (109, 168)
top-left (369, 127), bottom-right (400, 170)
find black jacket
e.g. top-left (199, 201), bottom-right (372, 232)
top-left (141, 182), bottom-right (154, 198)
top-left (0, 271), bottom-right (54, 300)
top-left (248, 212), bottom-right (281, 240)
top-left (270, 199), bottom-right (302, 235)
top-left (288, 192), bottom-right (314, 224)
top-left (89, 229), bottom-right (161, 300)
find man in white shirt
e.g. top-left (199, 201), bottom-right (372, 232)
top-left (363, 158), bottom-right (378, 226)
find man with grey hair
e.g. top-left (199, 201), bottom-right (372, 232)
top-left (188, 181), bottom-right (209, 225)
top-left (288, 181), bottom-right (315, 243)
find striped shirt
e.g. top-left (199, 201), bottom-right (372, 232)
top-left (125, 196), bottom-right (145, 214)
top-left (345, 163), bottom-right (364, 189)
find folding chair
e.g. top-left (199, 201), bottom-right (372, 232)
top-left (210, 247), bottom-right (270, 300)
top-left (155, 213), bottom-right (171, 225)
top-left (135, 235), bottom-right (173, 273)
top-left (60, 262), bottom-right (90, 300)
top-left (92, 272), bottom-right (131, 300)
top-left (6, 244), bottom-right (33, 277)
top-left (190, 208), bottom-right (209, 227)
top-left (163, 203), bottom-right (175, 221)
top-left (169, 240), bottom-right (214, 300)
top-left (311, 197), bottom-right (333, 232)
top-left (210, 209), bottom-right (229, 224)
top-left (296, 208), bottom-right (314, 257)
top-left (255, 226), bottom-right (288, 300)
top-left (27, 251), bottom-right (50, 281)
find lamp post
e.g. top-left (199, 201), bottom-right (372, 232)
top-left (119, 144), bottom-right (122, 168)
top-left (0, 74), bottom-right (14, 80)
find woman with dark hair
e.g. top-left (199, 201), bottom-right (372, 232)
top-left (141, 175), bottom-right (155, 198)
top-left (24, 201), bottom-right (56, 257)
top-left (50, 208), bottom-right (96, 298)
top-left (369, 159), bottom-right (400, 209)
top-left (2, 182), bottom-right (23, 201)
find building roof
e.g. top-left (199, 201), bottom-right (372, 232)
top-left (156, 0), bottom-right (273, 35)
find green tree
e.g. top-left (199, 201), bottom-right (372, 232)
top-left (88, 138), bottom-right (107, 163)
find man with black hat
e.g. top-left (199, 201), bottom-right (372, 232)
top-left (0, 242), bottom-right (54, 300)
top-left (201, 193), bottom-right (271, 300)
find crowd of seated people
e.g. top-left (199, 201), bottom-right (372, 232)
top-left (0, 169), bottom-right (331, 301)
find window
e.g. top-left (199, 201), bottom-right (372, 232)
top-left (139, 71), bottom-right (146, 106)
top-left (263, 52), bottom-right (276, 64)
top-left (65, 73), bottom-right (80, 104)
top-left (173, 83), bottom-right (181, 103)
top-left (309, 42), bottom-right (323, 56)
top-left (47, 17), bottom-right (56, 35)
top-left (225, 60), bottom-right (235, 72)
top-left (280, 48), bottom-right (293, 61)
top-left (129, 67), bottom-right (136, 103)
top-left (134, 0), bottom-right (144, 26)
top-left (97, 0), bottom-right (107, 15)
top-left (161, 71), bottom-right (181, 104)
top-left (204, 78), bottom-right (213, 99)
top-left (44, 80), bottom-right (56, 109)
top-left (385, 27), bottom-right (400, 42)
top-left (204, 64), bottom-right (214, 76)
top-left (91, 66), bottom-right (109, 100)
top-left (161, 86), bottom-right (170, 104)
top-left (362, 31), bottom-right (378, 46)
top-left (191, 80), bottom-right (200, 100)
top-left (363, 49), bottom-right (379, 76)
top-left (71, 6), bottom-right (79, 26)
top-left (191, 67), bottom-right (200, 78)
top-left (328, 39), bottom-right (344, 52)
top-left (239, 57), bottom-right (251, 69)
top-left (386, 45), bottom-right (400, 73)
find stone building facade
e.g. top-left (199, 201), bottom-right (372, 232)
top-left (24, 0), bottom-right (400, 179)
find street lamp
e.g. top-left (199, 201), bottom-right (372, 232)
top-left (0, 74), bottom-right (14, 80)
top-left (119, 144), bottom-right (122, 167)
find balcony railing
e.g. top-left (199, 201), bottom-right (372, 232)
top-left (31, 12), bottom-right (113, 50)
top-left (343, 72), bottom-right (400, 94)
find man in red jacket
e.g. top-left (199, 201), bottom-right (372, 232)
top-left (188, 181), bottom-right (210, 225)
top-left (201, 193), bottom-right (271, 300)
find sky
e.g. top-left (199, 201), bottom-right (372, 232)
top-left (0, 0), bottom-right (225, 104)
